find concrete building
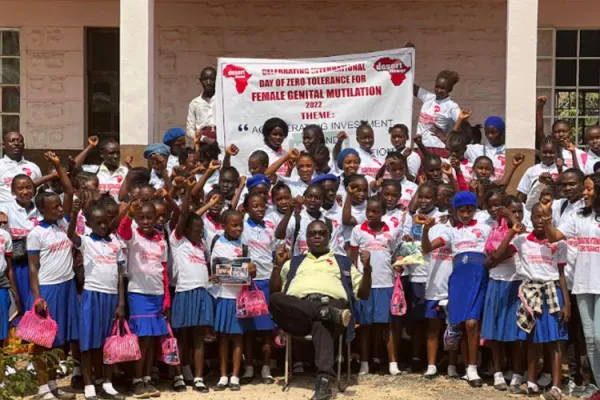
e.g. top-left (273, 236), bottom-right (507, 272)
top-left (0, 0), bottom-right (598, 172)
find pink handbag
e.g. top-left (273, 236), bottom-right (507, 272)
top-left (16, 299), bottom-right (58, 348)
top-left (485, 218), bottom-right (509, 255)
top-left (236, 281), bottom-right (269, 319)
top-left (160, 324), bottom-right (180, 365)
top-left (103, 320), bottom-right (141, 365)
top-left (390, 274), bottom-right (407, 317)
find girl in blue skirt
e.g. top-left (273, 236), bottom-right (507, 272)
top-left (350, 195), bottom-right (402, 376)
top-left (421, 191), bottom-right (491, 388)
top-left (0, 174), bottom-right (40, 321)
top-left (27, 152), bottom-right (79, 400)
top-left (67, 198), bottom-right (126, 400)
top-left (482, 192), bottom-right (526, 392)
top-left (210, 210), bottom-right (257, 391)
top-left (240, 193), bottom-right (278, 384)
top-left (169, 183), bottom-right (218, 393)
top-left (0, 229), bottom-right (16, 342)
top-left (118, 199), bottom-right (170, 398)
top-left (494, 203), bottom-right (569, 399)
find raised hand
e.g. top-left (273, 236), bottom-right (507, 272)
top-left (459, 109), bottom-right (472, 120)
top-left (539, 193), bottom-right (553, 216)
top-left (124, 156), bottom-right (134, 169)
top-left (359, 250), bottom-right (371, 267)
top-left (539, 172), bottom-right (555, 186)
top-left (0, 212), bottom-right (7, 226)
top-left (275, 245), bottom-right (290, 266)
top-left (208, 160), bottom-right (221, 171)
top-left (226, 144), bottom-right (239, 157)
top-left (44, 151), bottom-right (61, 167)
top-left (88, 135), bottom-right (99, 147)
top-left (536, 96), bottom-right (547, 108)
top-left (337, 131), bottom-right (348, 142)
top-left (441, 163), bottom-right (454, 177)
top-left (150, 154), bottom-right (167, 172)
top-left (513, 152), bottom-right (525, 167)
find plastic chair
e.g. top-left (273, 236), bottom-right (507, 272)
top-left (282, 333), bottom-right (351, 393)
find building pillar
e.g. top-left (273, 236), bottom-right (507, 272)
top-left (505, 0), bottom-right (539, 194)
top-left (119, 0), bottom-right (154, 166)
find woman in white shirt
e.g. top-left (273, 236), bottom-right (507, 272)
top-left (413, 70), bottom-right (461, 158)
top-left (259, 118), bottom-right (289, 176)
top-left (540, 174), bottom-right (600, 388)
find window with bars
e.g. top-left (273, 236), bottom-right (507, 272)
top-left (0, 29), bottom-right (19, 140)
top-left (537, 29), bottom-right (600, 147)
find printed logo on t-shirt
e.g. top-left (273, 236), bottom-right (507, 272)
top-left (433, 105), bottom-right (441, 113)
top-left (472, 229), bottom-right (482, 239)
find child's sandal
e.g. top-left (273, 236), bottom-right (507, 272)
top-left (193, 379), bottom-right (209, 393)
top-left (172, 376), bottom-right (186, 393)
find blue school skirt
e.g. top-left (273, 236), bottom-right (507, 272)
top-left (242, 279), bottom-right (275, 331)
top-left (12, 262), bottom-right (30, 326)
top-left (128, 293), bottom-right (169, 337)
top-left (516, 283), bottom-right (568, 344)
top-left (424, 300), bottom-right (447, 320)
top-left (0, 288), bottom-right (10, 340)
top-left (79, 290), bottom-right (119, 352)
top-left (410, 282), bottom-right (427, 319)
top-left (27, 279), bottom-right (80, 347)
top-left (171, 287), bottom-right (214, 329)
top-left (448, 252), bottom-right (488, 325)
top-left (355, 287), bottom-right (393, 325)
top-left (214, 298), bottom-right (246, 335)
top-left (481, 279), bottom-right (521, 342)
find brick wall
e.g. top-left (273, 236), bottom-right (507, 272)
top-left (156, 0), bottom-right (507, 134)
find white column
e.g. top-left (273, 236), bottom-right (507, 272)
top-left (505, 0), bottom-right (538, 150)
top-left (120, 0), bottom-right (154, 146)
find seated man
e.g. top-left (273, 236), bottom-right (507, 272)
top-left (269, 220), bottom-right (371, 400)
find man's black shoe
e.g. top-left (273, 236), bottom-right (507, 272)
top-left (318, 306), bottom-right (351, 327)
top-left (311, 374), bottom-right (334, 400)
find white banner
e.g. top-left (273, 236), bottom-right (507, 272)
top-left (215, 48), bottom-right (415, 172)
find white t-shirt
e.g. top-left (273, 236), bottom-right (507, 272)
top-left (27, 220), bottom-right (74, 285)
top-left (558, 211), bottom-right (600, 295)
top-left (82, 163), bottom-right (128, 200)
top-left (437, 219), bottom-right (491, 256)
top-left (356, 147), bottom-right (384, 179)
top-left (558, 147), bottom-right (587, 170)
top-left (552, 198), bottom-right (585, 290)
top-left (209, 236), bottom-right (246, 299)
top-left (203, 214), bottom-right (224, 245)
top-left (278, 176), bottom-right (309, 198)
top-left (424, 223), bottom-right (453, 300)
top-left (169, 231), bottom-right (210, 293)
top-left (0, 200), bottom-right (41, 239)
top-left (399, 177), bottom-right (418, 210)
top-left (0, 156), bottom-right (42, 203)
top-left (336, 174), bottom-right (374, 203)
top-left (465, 143), bottom-right (506, 181)
top-left (323, 202), bottom-right (343, 232)
top-left (342, 202), bottom-right (367, 242)
top-left (259, 145), bottom-right (288, 176)
top-left (350, 221), bottom-right (401, 289)
top-left (517, 163), bottom-right (559, 196)
top-left (416, 88), bottom-right (460, 149)
top-left (404, 151), bottom-right (422, 179)
top-left (383, 207), bottom-right (410, 236)
top-left (78, 234), bottom-right (124, 294)
top-left (511, 233), bottom-right (567, 282)
top-left (0, 230), bottom-right (13, 276)
top-left (124, 228), bottom-right (168, 295)
top-left (167, 154), bottom-right (179, 176)
top-left (149, 170), bottom-right (165, 190)
top-left (475, 211), bottom-right (520, 281)
top-left (241, 219), bottom-right (276, 281)
top-left (584, 150), bottom-right (600, 175)
top-left (284, 209), bottom-right (345, 256)
top-left (408, 208), bottom-right (446, 282)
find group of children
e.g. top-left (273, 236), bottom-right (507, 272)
top-left (1, 65), bottom-right (600, 400)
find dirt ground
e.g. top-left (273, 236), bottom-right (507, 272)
top-left (52, 373), bottom-right (578, 400)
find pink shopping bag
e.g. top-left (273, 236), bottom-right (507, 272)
top-left (160, 323), bottom-right (180, 365)
top-left (390, 274), bottom-right (407, 317)
top-left (485, 218), bottom-right (509, 255)
top-left (236, 281), bottom-right (268, 319)
top-left (16, 299), bottom-right (58, 348)
top-left (103, 319), bottom-right (142, 365)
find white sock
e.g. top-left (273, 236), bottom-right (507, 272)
top-left (389, 362), bottom-right (400, 376)
top-left (466, 365), bottom-right (480, 380)
top-left (182, 365), bottom-right (193, 381)
top-left (218, 376), bottom-right (228, 386)
top-left (5, 365), bottom-right (15, 375)
top-left (173, 375), bottom-right (185, 387)
top-left (73, 366), bottom-right (82, 376)
top-left (230, 376), bottom-right (240, 385)
top-left (528, 381), bottom-right (539, 391)
top-left (510, 374), bottom-right (524, 386)
top-left (359, 361), bottom-right (369, 375)
top-left (425, 365), bottom-right (437, 376)
top-left (38, 384), bottom-right (50, 395)
top-left (447, 364), bottom-right (458, 377)
top-left (494, 371), bottom-right (505, 385)
top-left (84, 385), bottom-right (96, 398)
top-left (57, 361), bottom-right (68, 375)
top-left (194, 377), bottom-right (204, 383)
top-left (132, 378), bottom-right (143, 385)
top-left (143, 375), bottom-right (151, 383)
top-left (102, 382), bottom-right (118, 396)
top-left (243, 365), bottom-right (254, 378)
top-left (48, 380), bottom-right (57, 391)
top-left (261, 365), bottom-right (272, 378)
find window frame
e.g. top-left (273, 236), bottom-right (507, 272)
top-left (0, 28), bottom-right (20, 156)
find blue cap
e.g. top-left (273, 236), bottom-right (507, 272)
top-left (311, 174), bottom-right (339, 185)
top-left (246, 174), bottom-right (271, 190)
top-left (451, 191), bottom-right (478, 209)
top-left (336, 148), bottom-right (359, 169)
top-left (143, 143), bottom-right (170, 159)
top-left (484, 116), bottom-right (505, 135)
top-left (162, 127), bottom-right (186, 145)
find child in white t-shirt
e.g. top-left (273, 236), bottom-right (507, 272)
top-left (350, 196), bottom-right (402, 376)
top-left (342, 175), bottom-right (369, 243)
top-left (355, 122), bottom-right (384, 179)
top-left (388, 124), bottom-right (420, 180)
top-left (0, 228), bottom-right (14, 344)
top-left (517, 137), bottom-right (560, 204)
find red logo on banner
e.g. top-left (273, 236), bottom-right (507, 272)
top-left (373, 57), bottom-right (411, 86)
top-left (223, 64), bottom-right (252, 94)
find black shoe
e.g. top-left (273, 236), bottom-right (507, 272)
top-left (85, 396), bottom-right (97, 400)
top-left (424, 371), bottom-right (439, 380)
top-left (172, 377), bottom-right (186, 393)
top-left (192, 379), bottom-right (209, 393)
top-left (229, 383), bottom-right (241, 391)
top-left (51, 390), bottom-right (76, 400)
top-left (99, 390), bottom-right (126, 400)
top-left (494, 382), bottom-right (508, 391)
top-left (131, 382), bottom-right (147, 399)
top-left (319, 306), bottom-right (351, 327)
top-left (214, 382), bottom-right (227, 391)
top-left (71, 375), bottom-right (84, 391)
top-left (468, 379), bottom-right (483, 388)
top-left (311, 375), bottom-right (333, 400)
top-left (144, 383), bottom-right (160, 398)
